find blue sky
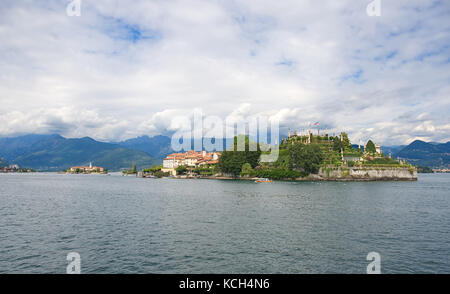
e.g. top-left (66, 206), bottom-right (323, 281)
top-left (0, 0), bottom-right (449, 145)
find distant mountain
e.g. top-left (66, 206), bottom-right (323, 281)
top-left (0, 157), bottom-right (9, 167)
top-left (0, 134), bottom-right (159, 171)
top-left (394, 140), bottom-right (450, 168)
top-left (349, 144), bottom-right (406, 155)
top-left (351, 144), bottom-right (364, 152)
top-left (381, 145), bottom-right (406, 156)
top-left (116, 135), bottom-right (173, 159)
top-left (0, 134), bottom-right (57, 160)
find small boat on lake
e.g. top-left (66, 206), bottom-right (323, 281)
top-left (255, 178), bottom-right (272, 183)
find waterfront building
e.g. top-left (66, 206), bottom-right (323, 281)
top-left (162, 151), bottom-right (221, 175)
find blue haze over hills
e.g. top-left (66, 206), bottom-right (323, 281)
top-left (0, 134), bottom-right (158, 171)
top-left (0, 134), bottom-right (449, 171)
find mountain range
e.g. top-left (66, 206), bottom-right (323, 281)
top-left (115, 135), bottom-right (173, 159)
top-left (0, 157), bottom-right (9, 167)
top-left (381, 145), bottom-right (406, 156)
top-left (393, 140), bottom-right (450, 168)
top-left (0, 134), bottom-right (449, 171)
top-left (0, 134), bottom-right (160, 171)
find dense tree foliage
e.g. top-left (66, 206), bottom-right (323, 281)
top-left (193, 166), bottom-right (215, 175)
top-left (241, 163), bottom-right (253, 175)
top-left (289, 143), bottom-right (324, 174)
top-left (364, 157), bottom-right (399, 165)
top-left (246, 168), bottom-right (303, 180)
top-left (142, 164), bottom-right (169, 177)
top-left (273, 149), bottom-right (290, 169)
top-left (217, 136), bottom-right (261, 176)
top-left (143, 164), bottom-right (162, 173)
top-left (217, 151), bottom-right (247, 176)
top-left (332, 132), bottom-right (352, 152)
top-left (332, 137), bottom-right (344, 152)
top-left (341, 132), bottom-right (351, 150)
top-left (175, 165), bottom-right (188, 175)
top-left (366, 140), bottom-right (376, 154)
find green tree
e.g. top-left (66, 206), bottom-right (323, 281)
top-left (143, 165), bottom-right (162, 173)
top-left (340, 132), bottom-right (352, 150)
top-left (154, 170), bottom-right (169, 178)
top-left (332, 133), bottom-right (352, 152)
top-left (274, 149), bottom-right (290, 168)
top-left (289, 143), bottom-right (324, 174)
top-left (366, 140), bottom-right (376, 154)
top-left (175, 165), bottom-right (188, 175)
top-left (217, 151), bottom-right (247, 176)
top-left (332, 137), bottom-right (344, 152)
top-left (218, 136), bottom-right (261, 176)
top-left (231, 135), bottom-right (261, 168)
top-left (240, 162), bottom-right (253, 176)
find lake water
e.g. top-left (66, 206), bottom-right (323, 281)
top-left (0, 173), bottom-right (449, 274)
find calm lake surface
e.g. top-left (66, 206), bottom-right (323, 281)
top-left (0, 173), bottom-right (449, 273)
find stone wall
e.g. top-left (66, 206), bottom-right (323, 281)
top-left (317, 166), bottom-right (418, 181)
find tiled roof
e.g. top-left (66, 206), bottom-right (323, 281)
top-left (163, 151), bottom-right (221, 162)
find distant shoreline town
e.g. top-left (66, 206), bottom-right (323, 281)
top-left (0, 164), bottom-right (35, 173)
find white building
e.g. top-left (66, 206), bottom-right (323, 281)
top-left (162, 150), bottom-right (221, 175)
top-left (375, 144), bottom-right (381, 154)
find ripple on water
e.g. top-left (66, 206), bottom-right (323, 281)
top-left (0, 173), bottom-right (449, 273)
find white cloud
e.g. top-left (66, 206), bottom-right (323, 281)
top-left (0, 0), bottom-right (449, 145)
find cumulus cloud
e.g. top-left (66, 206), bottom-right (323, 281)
top-left (0, 0), bottom-right (449, 145)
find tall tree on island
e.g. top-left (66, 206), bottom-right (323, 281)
top-left (332, 132), bottom-right (352, 152)
top-left (366, 140), bottom-right (377, 154)
top-left (217, 135), bottom-right (261, 176)
top-left (340, 132), bottom-right (352, 150)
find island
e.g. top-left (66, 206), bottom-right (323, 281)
top-left (154, 130), bottom-right (417, 181)
top-left (66, 162), bottom-right (107, 174)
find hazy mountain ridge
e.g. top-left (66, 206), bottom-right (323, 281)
top-left (0, 134), bottom-right (159, 171)
top-left (381, 145), bottom-right (406, 156)
top-left (394, 140), bottom-right (450, 168)
top-left (0, 157), bottom-right (9, 167)
top-left (115, 135), bottom-right (173, 159)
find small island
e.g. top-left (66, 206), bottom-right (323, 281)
top-left (66, 162), bottom-right (107, 174)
